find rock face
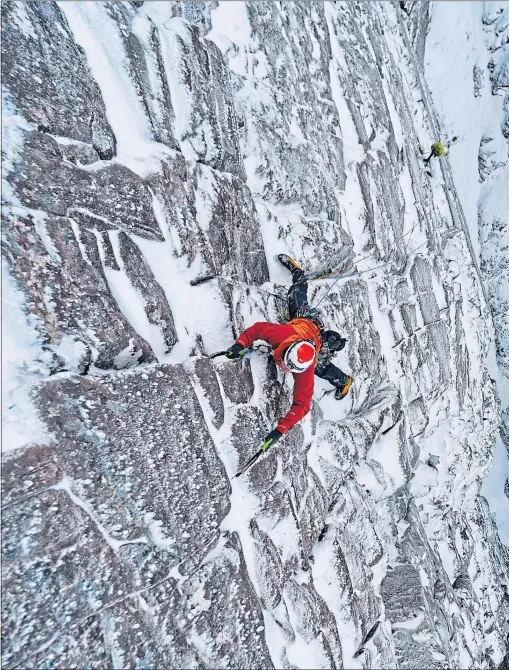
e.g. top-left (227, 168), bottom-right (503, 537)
top-left (422, 0), bottom-right (509, 558)
top-left (478, 5), bottom-right (509, 452)
top-left (2, 1), bottom-right (508, 669)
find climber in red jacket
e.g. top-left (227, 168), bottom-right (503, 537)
top-left (225, 254), bottom-right (353, 450)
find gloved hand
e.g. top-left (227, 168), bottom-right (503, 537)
top-left (332, 336), bottom-right (347, 352)
top-left (226, 342), bottom-right (246, 359)
top-left (262, 428), bottom-right (283, 450)
top-left (324, 330), bottom-right (347, 352)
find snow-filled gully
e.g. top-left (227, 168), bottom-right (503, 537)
top-left (2, 1), bottom-right (508, 668)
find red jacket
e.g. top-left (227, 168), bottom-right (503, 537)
top-left (236, 319), bottom-right (321, 434)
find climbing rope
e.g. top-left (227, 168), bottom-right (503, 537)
top-left (315, 240), bottom-right (427, 308)
top-left (309, 224), bottom-right (420, 283)
top-left (313, 239), bottom-right (427, 309)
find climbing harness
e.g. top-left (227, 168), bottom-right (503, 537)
top-left (294, 305), bottom-right (326, 330)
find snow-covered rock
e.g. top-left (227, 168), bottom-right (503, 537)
top-left (424, 0), bottom-right (509, 555)
top-left (2, 1), bottom-right (508, 668)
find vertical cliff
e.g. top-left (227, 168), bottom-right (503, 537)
top-left (2, 1), bottom-right (508, 668)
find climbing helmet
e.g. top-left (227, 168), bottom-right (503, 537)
top-left (283, 340), bottom-right (316, 373)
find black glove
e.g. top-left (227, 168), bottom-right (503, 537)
top-left (262, 428), bottom-right (283, 450)
top-left (226, 342), bottom-right (246, 359)
top-left (324, 330), bottom-right (347, 352)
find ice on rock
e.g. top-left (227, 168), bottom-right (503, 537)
top-left (2, 1), bottom-right (509, 668)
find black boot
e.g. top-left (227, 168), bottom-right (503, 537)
top-left (278, 254), bottom-right (302, 273)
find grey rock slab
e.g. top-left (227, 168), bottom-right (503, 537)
top-left (333, 279), bottom-right (382, 379)
top-left (153, 532), bottom-right (273, 669)
top-left (251, 521), bottom-right (283, 610)
top-left (316, 421), bottom-right (357, 475)
top-left (410, 256), bottom-right (441, 326)
top-left (298, 470), bottom-right (329, 559)
top-left (8, 130), bottom-right (164, 241)
top-left (103, 2), bottom-right (179, 151)
top-left (258, 481), bottom-right (295, 532)
top-left (19, 617), bottom-right (110, 670)
top-left (1, 1), bottom-right (116, 159)
top-left (80, 529), bottom-right (273, 670)
top-left (230, 406), bottom-right (277, 491)
top-left (393, 278), bottom-right (419, 339)
top-left (454, 302), bottom-right (470, 411)
top-left (216, 358), bottom-right (255, 405)
top-left (366, 157), bottom-right (406, 259)
top-left (329, 532), bottom-right (355, 604)
top-left (241, 1), bottom-right (346, 219)
top-left (165, 18), bottom-right (245, 178)
top-left (301, 582), bottom-right (344, 668)
top-left (189, 356), bottom-right (225, 429)
top-left (85, 599), bottom-right (184, 670)
top-left (99, 229), bottom-right (121, 271)
top-left (181, 534), bottom-right (273, 668)
top-left (145, 151), bottom-right (200, 259)
top-left (2, 444), bottom-right (60, 507)
top-left (333, 478), bottom-right (384, 568)
top-left (34, 365), bottom-right (230, 564)
top-left (2, 211), bottom-right (155, 372)
top-left (117, 232), bottom-right (178, 353)
top-left (407, 396), bottom-right (428, 437)
top-left (283, 578), bottom-right (341, 660)
top-left (193, 164), bottom-right (270, 285)
top-left (2, 488), bottom-right (129, 668)
top-left (328, 4), bottom-right (399, 163)
top-left (401, 0), bottom-right (432, 68)
top-left (380, 564), bottom-right (425, 624)
top-left (2, 362), bottom-right (250, 663)
top-left (52, 139), bottom-right (100, 167)
top-left (391, 628), bottom-right (444, 670)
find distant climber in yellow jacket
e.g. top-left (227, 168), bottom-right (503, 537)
top-left (424, 141), bottom-right (446, 165)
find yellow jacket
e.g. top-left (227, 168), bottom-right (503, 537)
top-left (431, 142), bottom-right (445, 156)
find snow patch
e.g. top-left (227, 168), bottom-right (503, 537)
top-left (1, 261), bottom-right (52, 452)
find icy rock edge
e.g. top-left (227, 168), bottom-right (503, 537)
top-left (1, 1), bottom-right (508, 669)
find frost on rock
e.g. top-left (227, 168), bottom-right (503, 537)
top-left (1, 1), bottom-right (116, 159)
top-left (2, 1), bottom-right (509, 669)
top-left (424, 0), bottom-right (509, 555)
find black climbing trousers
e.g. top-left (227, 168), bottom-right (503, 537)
top-left (286, 269), bottom-right (350, 390)
top-left (314, 360), bottom-right (349, 389)
top-left (287, 268), bottom-right (309, 319)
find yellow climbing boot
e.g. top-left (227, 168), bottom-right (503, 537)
top-left (278, 254), bottom-right (302, 273)
top-left (335, 375), bottom-right (353, 400)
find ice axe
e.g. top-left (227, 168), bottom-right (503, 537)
top-left (209, 344), bottom-right (271, 360)
top-left (233, 435), bottom-right (276, 479)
